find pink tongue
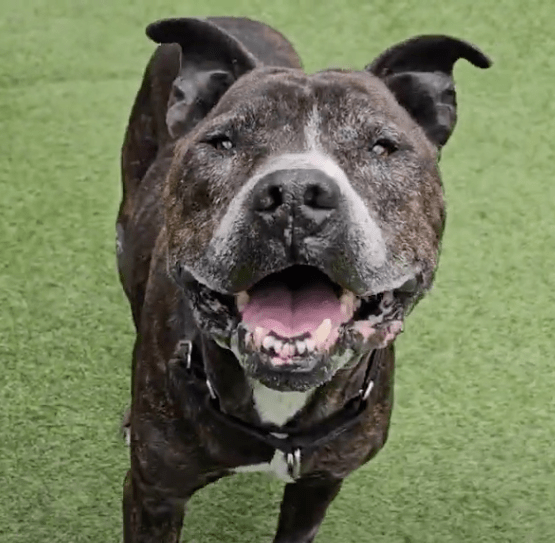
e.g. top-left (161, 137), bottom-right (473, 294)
top-left (241, 277), bottom-right (342, 338)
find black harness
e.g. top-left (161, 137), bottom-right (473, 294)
top-left (170, 339), bottom-right (382, 480)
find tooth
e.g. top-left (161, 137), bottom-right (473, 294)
top-left (273, 338), bottom-right (283, 353)
top-left (254, 327), bottom-right (268, 348)
top-left (314, 318), bottom-right (332, 344)
top-left (236, 291), bottom-right (250, 312)
top-left (340, 290), bottom-right (356, 306)
top-left (381, 291), bottom-right (394, 307)
top-left (262, 335), bottom-right (275, 350)
top-left (340, 291), bottom-right (357, 318)
top-left (282, 343), bottom-right (294, 357)
top-left (296, 340), bottom-right (306, 354)
top-left (305, 338), bottom-right (316, 351)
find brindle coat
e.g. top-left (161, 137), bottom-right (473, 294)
top-left (116, 16), bottom-right (490, 543)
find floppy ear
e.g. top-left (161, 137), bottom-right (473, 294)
top-left (146, 18), bottom-right (259, 138)
top-left (367, 36), bottom-right (492, 147)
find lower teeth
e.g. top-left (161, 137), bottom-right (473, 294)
top-left (242, 291), bottom-right (393, 358)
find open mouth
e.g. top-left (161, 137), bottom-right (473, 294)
top-left (236, 266), bottom-right (407, 365)
top-left (185, 264), bottom-right (418, 390)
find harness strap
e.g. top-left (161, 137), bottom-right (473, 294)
top-left (169, 339), bottom-right (382, 480)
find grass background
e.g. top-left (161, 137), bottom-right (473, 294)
top-left (1, 0), bottom-right (554, 541)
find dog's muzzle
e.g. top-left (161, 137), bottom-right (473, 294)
top-left (177, 169), bottom-right (422, 391)
top-left (182, 263), bottom-right (419, 391)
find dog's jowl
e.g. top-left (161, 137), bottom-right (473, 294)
top-left (116, 16), bottom-right (491, 543)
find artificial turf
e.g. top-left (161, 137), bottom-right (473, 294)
top-left (1, 0), bottom-right (554, 541)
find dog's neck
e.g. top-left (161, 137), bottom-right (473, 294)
top-left (249, 380), bottom-right (314, 427)
top-left (198, 334), bottom-right (373, 429)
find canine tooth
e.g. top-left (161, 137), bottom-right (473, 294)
top-left (340, 290), bottom-right (357, 318)
top-left (296, 340), bottom-right (306, 354)
top-left (381, 291), bottom-right (394, 307)
top-left (314, 318), bottom-right (332, 344)
top-left (235, 291), bottom-right (250, 312)
top-left (253, 327), bottom-right (268, 348)
top-left (273, 338), bottom-right (283, 353)
top-left (340, 290), bottom-right (356, 305)
top-left (305, 338), bottom-right (316, 351)
top-left (262, 335), bottom-right (275, 350)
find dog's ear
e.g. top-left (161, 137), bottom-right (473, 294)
top-left (367, 36), bottom-right (491, 147)
top-left (146, 18), bottom-right (258, 139)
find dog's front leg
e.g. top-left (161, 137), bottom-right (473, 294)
top-left (273, 476), bottom-right (343, 543)
top-left (123, 470), bottom-right (185, 543)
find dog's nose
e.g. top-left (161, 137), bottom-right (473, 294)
top-left (251, 169), bottom-right (340, 230)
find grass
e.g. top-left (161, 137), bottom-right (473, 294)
top-left (1, 0), bottom-right (554, 541)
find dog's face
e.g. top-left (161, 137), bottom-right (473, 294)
top-left (148, 19), bottom-right (491, 391)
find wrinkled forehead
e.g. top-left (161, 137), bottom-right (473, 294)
top-left (211, 67), bottom-right (416, 129)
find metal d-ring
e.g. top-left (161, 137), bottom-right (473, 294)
top-left (206, 379), bottom-right (217, 400)
top-left (178, 339), bottom-right (193, 369)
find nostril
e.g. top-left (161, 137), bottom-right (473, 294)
top-left (253, 184), bottom-right (283, 212)
top-left (303, 182), bottom-right (339, 209)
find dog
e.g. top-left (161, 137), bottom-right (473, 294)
top-left (116, 16), bottom-right (491, 543)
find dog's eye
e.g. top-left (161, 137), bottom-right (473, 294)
top-left (370, 138), bottom-right (398, 157)
top-left (205, 135), bottom-right (235, 152)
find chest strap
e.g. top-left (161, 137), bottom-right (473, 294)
top-left (169, 339), bottom-right (381, 480)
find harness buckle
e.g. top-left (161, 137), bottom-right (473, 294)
top-left (179, 340), bottom-right (193, 369)
top-left (286, 448), bottom-right (302, 480)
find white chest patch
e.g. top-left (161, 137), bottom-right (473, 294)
top-left (232, 450), bottom-right (295, 483)
top-left (231, 382), bottom-right (312, 482)
top-left (250, 381), bottom-right (312, 426)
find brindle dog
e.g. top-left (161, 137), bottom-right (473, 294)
top-left (116, 16), bottom-right (491, 543)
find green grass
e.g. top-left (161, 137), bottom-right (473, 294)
top-left (1, 0), bottom-right (554, 541)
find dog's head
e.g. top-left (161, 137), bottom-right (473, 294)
top-left (147, 18), bottom-right (491, 391)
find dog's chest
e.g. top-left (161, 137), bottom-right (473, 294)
top-left (232, 382), bottom-right (311, 482)
top-left (251, 381), bottom-right (311, 426)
